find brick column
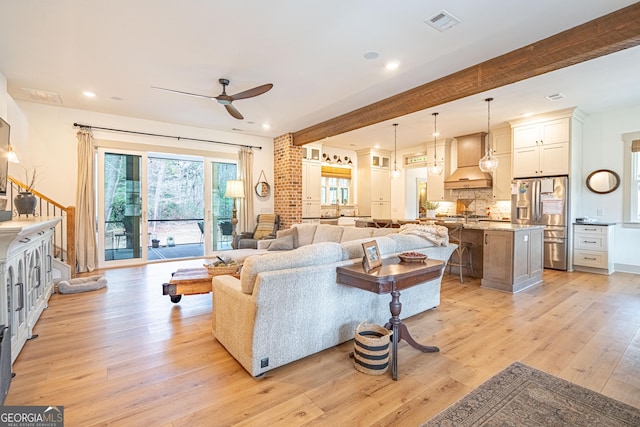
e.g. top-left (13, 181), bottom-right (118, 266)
top-left (273, 133), bottom-right (302, 229)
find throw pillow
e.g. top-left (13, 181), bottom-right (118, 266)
top-left (253, 214), bottom-right (277, 240)
top-left (267, 234), bottom-right (295, 251)
top-left (277, 227), bottom-right (299, 248)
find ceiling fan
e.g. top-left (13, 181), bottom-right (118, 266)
top-left (152, 78), bottom-right (273, 120)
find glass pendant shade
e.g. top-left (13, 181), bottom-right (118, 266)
top-left (479, 97), bottom-right (498, 173)
top-left (428, 163), bottom-right (443, 175)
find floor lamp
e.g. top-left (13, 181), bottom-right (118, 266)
top-left (224, 180), bottom-right (245, 249)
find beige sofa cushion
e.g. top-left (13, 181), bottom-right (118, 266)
top-left (277, 227), bottom-right (299, 248)
top-left (340, 227), bottom-right (374, 242)
top-left (340, 236), bottom-right (397, 260)
top-left (240, 242), bottom-right (343, 294)
top-left (312, 224), bottom-right (344, 244)
top-left (293, 223), bottom-right (317, 247)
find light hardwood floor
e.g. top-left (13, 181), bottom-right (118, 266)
top-left (6, 260), bottom-right (640, 426)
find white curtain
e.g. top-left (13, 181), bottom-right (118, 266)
top-left (238, 148), bottom-right (254, 232)
top-left (76, 129), bottom-right (97, 272)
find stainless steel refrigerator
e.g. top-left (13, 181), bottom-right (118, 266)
top-left (511, 176), bottom-right (569, 270)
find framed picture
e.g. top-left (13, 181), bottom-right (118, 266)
top-left (362, 240), bottom-right (382, 271)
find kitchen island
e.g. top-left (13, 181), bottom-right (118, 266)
top-left (437, 221), bottom-right (545, 293)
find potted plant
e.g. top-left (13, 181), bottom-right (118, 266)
top-left (14, 167), bottom-right (38, 216)
top-left (423, 201), bottom-right (440, 218)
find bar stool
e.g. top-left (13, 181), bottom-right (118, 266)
top-left (446, 223), bottom-right (474, 283)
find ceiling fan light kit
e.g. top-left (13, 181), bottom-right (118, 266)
top-left (152, 78), bottom-right (273, 120)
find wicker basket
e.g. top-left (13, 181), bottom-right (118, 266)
top-left (204, 264), bottom-right (239, 276)
top-left (353, 322), bottom-right (392, 375)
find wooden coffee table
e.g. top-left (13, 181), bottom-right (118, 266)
top-left (336, 257), bottom-right (445, 380)
top-left (162, 267), bottom-right (239, 303)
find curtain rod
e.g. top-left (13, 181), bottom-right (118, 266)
top-left (73, 122), bottom-right (262, 150)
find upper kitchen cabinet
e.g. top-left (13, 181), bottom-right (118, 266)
top-left (357, 148), bottom-right (392, 217)
top-left (301, 144), bottom-right (321, 161)
top-left (510, 108), bottom-right (584, 179)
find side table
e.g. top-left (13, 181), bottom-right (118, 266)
top-left (336, 258), bottom-right (445, 380)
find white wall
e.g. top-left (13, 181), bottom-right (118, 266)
top-left (581, 104), bottom-right (640, 273)
top-left (10, 101), bottom-right (274, 216)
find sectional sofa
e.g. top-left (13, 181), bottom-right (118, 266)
top-left (212, 223), bottom-right (456, 377)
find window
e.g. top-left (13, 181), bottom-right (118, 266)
top-left (321, 177), bottom-right (351, 205)
top-left (622, 133), bottom-right (640, 227)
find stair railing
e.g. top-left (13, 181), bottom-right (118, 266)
top-left (8, 176), bottom-right (76, 276)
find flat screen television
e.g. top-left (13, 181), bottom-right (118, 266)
top-left (0, 117), bottom-right (9, 196)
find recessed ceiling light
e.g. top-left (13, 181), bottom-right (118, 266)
top-left (546, 92), bottom-right (566, 101)
top-left (262, 123), bottom-right (270, 130)
top-left (385, 61), bottom-right (399, 70)
top-left (83, 91), bottom-right (96, 98)
top-left (364, 51), bottom-right (379, 60)
top-left (522, 112), bottom-right (534, 117)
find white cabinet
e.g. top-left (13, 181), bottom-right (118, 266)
top-left (356, 149), bottom-right (392, 218)
top-left (573, 224), bottom-right (614, 274)
top-left (512, 117), bottom-right (570, 178)
top-left (490, 126), bottom-right (512, 200)
top-left (1, 218), bottom-right (60, 364)
top-left (302, 160), bottom-right (321, 218)
top-left (301, 144), bottom-right (321, 161)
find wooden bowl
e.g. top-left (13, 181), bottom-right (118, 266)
top-left (398, 253), bottom-right (427, 263)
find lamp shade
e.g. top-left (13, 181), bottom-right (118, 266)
top-left (224, 180), bottom-right (245, 198)
top-left (7, 145), bottom-right (19, 163)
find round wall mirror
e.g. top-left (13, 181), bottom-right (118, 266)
top-left (586, 169), bottom-right (620, 194)
top-left (255, 181), bottom-right (270, 197)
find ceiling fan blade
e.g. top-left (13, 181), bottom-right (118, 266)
top-left (151, 86), bottom-right (214, 100)
top-left (225, 104), bottom-right (244, 120)
top-left (230, 83), bottom-right (273, 101)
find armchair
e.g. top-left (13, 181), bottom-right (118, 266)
top-left (234, 214), bottom-right (280, 249)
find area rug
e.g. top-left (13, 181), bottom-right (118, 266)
top-left (423, 362), bottom-right (640, 426)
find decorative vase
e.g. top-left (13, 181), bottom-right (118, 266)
top-left (426, 209), bottom-right (436, 218)
top-left (14, 192), bottom-right (37, 216)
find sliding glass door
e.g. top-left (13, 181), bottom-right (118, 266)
top-left (97, 149), bottom-right (237, 267)
top-left (98, 149), bottom-right (147, 267)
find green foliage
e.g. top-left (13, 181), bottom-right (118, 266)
top-left (423, 201), bottom-right (440, 210)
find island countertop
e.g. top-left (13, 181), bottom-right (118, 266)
top-left (436, 221), bottom-right (545, 231)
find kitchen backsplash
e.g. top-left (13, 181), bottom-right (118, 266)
top-left (433, 188), bottom-right (512, 220)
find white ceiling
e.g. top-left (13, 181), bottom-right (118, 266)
top-left (1, 1), bottom-right (639, 152)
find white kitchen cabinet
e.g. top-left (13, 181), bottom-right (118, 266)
top-left (1, 218), bottom-right (60, 364)
top-left (301, 144), bottom-right (321, 161)
top-left (573, 224), bottom-right (614, 274)
top-left (512, 117), bottom-right (570, 178)
top-left (492, 152), bottom-right (512, 200)
top-left (490, 126), bottom-right (512, 200)
top-left (302, 160), bottom-right (321, 218)
top-left (356, 148), bottom-right (392, 217)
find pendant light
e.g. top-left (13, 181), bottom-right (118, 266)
top-left (391, 123), bottom-right (401, 178)
top-left (479, 97), bottom-right (499, 172)
top-left (428, 112), bottom-right (443, 175)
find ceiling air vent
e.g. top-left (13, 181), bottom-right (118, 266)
top-left (22, 88), bottom-right (63, 104)
top-left (425, 10), bottom-right (461, 32)
top-left (546, 92), bottom-right (566, 101)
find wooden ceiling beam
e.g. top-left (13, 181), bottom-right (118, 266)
top-left (292, 2), bottom-right (640, 146)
